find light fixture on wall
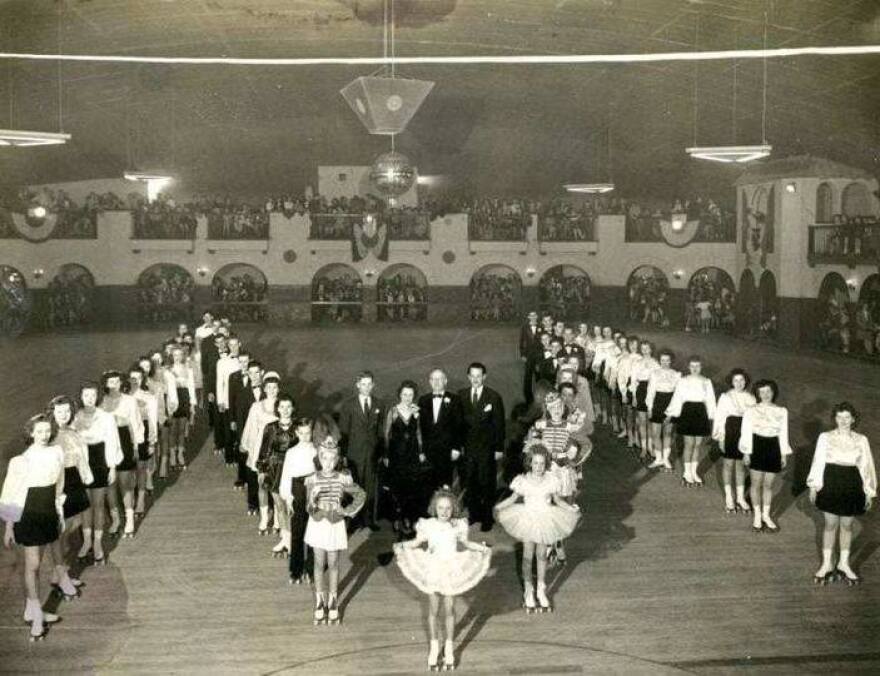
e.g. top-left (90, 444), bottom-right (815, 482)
top-left (525, 266), bottom-right (537, 278)
top-left (32, 268), bottom-right (44, 279)
top-left (785, 182), bottom-right (797, 193)
top-left (364, 268), bottom-right (377, 278)
top-left (196, 265), bottom-right (209, 277)
top-left (673, 269), bottom-right (685, 280)
top-left (27, 205), bottom-right (48, 219)
top-left (670, 214), bottom-right (687, 232)
top-left (847, 277), bottom-right (858, 291)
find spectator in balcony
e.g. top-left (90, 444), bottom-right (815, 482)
top-left (138, 267), bottom-right (195, 323)
top-left (45, 274), bottom-right (92, 328)
top-left (470, 272), bottom-right (519, 321)
top-left (313, 274), bottom-right (363, 323)
top-left (378, 273), bottom-right (425, 322)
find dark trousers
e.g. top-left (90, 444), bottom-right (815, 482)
top-left (289, 476), bottom-right (313, 579)
top-left (210, 403), bottom-right (224, 450)
top-left (427, 449), bottom-right (455, 491)
top-left (245, 466), bottom-right (259, 511)
top-left (346, 456), bottom-right (377, 526)
top-left (465, 455), bottom-right (497, 525)
top-left (522, 357), bottom-right (536, 403)
top-left (216, 410), bottom-right (234, 464)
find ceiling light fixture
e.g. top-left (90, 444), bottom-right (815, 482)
top-left (685, 144), bottom-right (772, 163)
top-left (124, 171), bottom-right (173, 201)
top-left (565, 183), bottom-right (615, 194)
top-left (0, 129), bottom-right (70, 147)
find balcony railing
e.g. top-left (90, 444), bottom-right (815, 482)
top-left (808, 222), bottom-right (880, 267)
top-left (537, 213), bottom-right (596, 242)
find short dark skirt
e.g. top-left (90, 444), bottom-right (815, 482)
top-left (650, 391), bottom-right (674, 424)
top-left (173, 387), bottom-right (191, 419)
top-left (676, 401), bottom-right (711, 437)
top-left (635, 381), bottom-right (648, 412)
top-left (62, 466), bottom-right (90, 519)
top-left (722, 416), bottom-right (744, 460)
top-left (137, 436), bottom-right (151, 462)
top-left (13, 485), bottom-right (60, 547)
top-left (117, 425), bottom-right (136, 472)
top-left (749, 434), bottom-right (782, 473)
top-left (261, 452), bottom-right (287, 494)
top-left (816, 464), bottom-right (866, 517)
top-left (88, 442), bottom-right (110, 488)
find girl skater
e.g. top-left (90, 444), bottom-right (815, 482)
top-left (165, 346), bottom-right (195, 470)
top-left (241, 372), bottom-right (280, 534)
top-left (141, 355), bottom-right (167, 486)
top-left (495, 445), bottom-right (579, 614)
top-left (665, 355), bottom-right (715, 487)
top-left (394, 486), bottom-right (491, 671)
top-left (305, 438), bottom-right (365, 627)
top-left (279, 417), bottom-right (317, 584)
top-left (1, 414), bottom-right (66, 640)
top-left (712, 369), bottom-right (756, 513)
top-left (73, 381), bottom-right (122, 565)
top-left (740, 380), bottom-right (791, 533)
top-left (100, 370), bottom-right (145, 539)
top-left (630, 340), bottom-right (658, 464)
top-left (129, 366), bottom-right (158, 520)
top-left (807, 402), bottom-right (876, 585)
top-left (48, 395), bottom-right (91, 598)
top-left (646, 350), bottom-right (679, 471)
top-left (256, 393), bottom-right (298, 557)
top-left (616, 335), bottom-right (641, 450)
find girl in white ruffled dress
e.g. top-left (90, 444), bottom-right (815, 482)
top-left (394, 487), bottom-right (492, 671)
top-left (495, 445), bottom-right (580, 614)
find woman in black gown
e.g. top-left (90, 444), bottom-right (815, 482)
top-left (384, 380), bottom-right (428, 536)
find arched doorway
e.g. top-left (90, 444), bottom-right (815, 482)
top-left (686, 267), bottom-right (736, 333)
top-left (758, 271), bottom-right (778, 338)
top-left (0, 264), bottom-right (30, 337)
top-left (45, 263), bottom-right (95, 328)
top-left (817, 272), bottom-right (851, 352)
top-left (377, 264), bottom-right (428, 322)
top-left (842, 182), bottom-right (871, 218)
top-left (137, 264), bottom-right (195, 323)
top-left (856, 274), bottom-right (880, 356)
top-left (470, 265), bottom-right (522, 322)
top-left (627, 266), bottom-right (669, 327)
top-left (538, 265), bottom-right (591, 321)
top-left (212, 263), bottom-right (268, 323)
top-left (311, 264), bottom-right (363, 323)
top-left (737, 269), bottom-right (757, 336)
top-left (815, 183), bottom-right (833, 223)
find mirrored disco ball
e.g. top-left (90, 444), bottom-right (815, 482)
top-left (369, 151), bottom-right (415, 197)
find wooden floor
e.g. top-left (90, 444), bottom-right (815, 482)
top-left (1, 325), bottom-right (878, 675)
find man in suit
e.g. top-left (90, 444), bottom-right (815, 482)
top-left (230, 356), bottom-right (262, 510)
top-left (338, 371), bottom-right (385, 531)
top-left (560, 325), bottom-right (586, 368)
top-left (418, 368), bottom-right (464, 490)
top-left (202, 332), bottom-right (225, 455)
top-left (537, 336), bottom-right (564, 384)
top-left (459, 362), bottom-right (505, 531)
top-left (519, 310), bottom-right (542, 403)
top-left (216, 335), bottom-right (243, 466)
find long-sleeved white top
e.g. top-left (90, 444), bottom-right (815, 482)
top-left (738, 404), bottom-right (791, 456)
top-left (629, 356), bottom-right (659, 396)
top-left (807, 430), bottom-right (876, 498)
top-left (712, 390), bottom-right (757, 442)
top-left (0, 444), bottom-right (65, 524)
top-left (602, 345), bottom-right (624, 388)
top-left (665, 374), bottom-right (716, 419)
top-left (165, 363), bottom-right (196, 416)
top-left (279, 441), bottom-right (317, 507)
top-left (591, 339), bottom-right (617, 371)
top-left (147, 373), bottom-right (169, 425)
top-left (56, 428), bottom-right (93, 486)
top-left (73, 408), bottom-right (124, 468)
top-left (240, 400), bottom-right (278, 471)
top-left (215, 355), bottom-right (242, 408)
top-left (101, 393), bottom-right (145, 445)
top-left (646, 368), bottom-right (680, 412)
top-left (615, 353), bottom-right (638, 394)
top-left (133, 389), bottom-right (159, 447)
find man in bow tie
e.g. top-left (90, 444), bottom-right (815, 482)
top-left (519, 310), bottom-right (543, 403)
top-left (418, 368), bottom-right (465, 490)
top-left (229, 356), bottom-right (262, 513)
top-left (338, 371), bottom-right (385, 531)
top-left (458, 362), bottom-right (505, 531)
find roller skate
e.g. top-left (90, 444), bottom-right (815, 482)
top-left (522, 581), bottom-right (537, 614)
top-left (761, 510), bottom-right (779, 533)
top-left (23, 600), bottom-right (59, 625)
top-left (24, 600), bottom-right (50, 642)
top-left (327, 594), bottom-right (341, 625)
top-left (837, 565), bottom-right (860, 587)
top-left (427, 639), bottom-right (440, 671)
top-left (93, 532), bottom-right (107, 565)
top-left (536, 583), bottom-right (553, 613)
top-left (442, 640), bottom-right (456, 671)
top-left (813, 565), bottom-right (835, 586)
top-left (272, 530), bottom-right (290, 558)
top-left (108, 510), bottom-right (121, 537)
top-left (52, 568), bottom-right (82, 601)
top-left (123, 509), bottom-right (136, 539)
top-left (258, 507), bottom-right (271, 536)
top-left (313, 593), bottom-right (327, 626)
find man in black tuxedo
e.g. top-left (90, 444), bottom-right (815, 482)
top-left (202, 332), bottom-right (225, 455)
top-left (459, 362), bottom-right (505, 531)
top-left (338, 371), bottom-right (385, 530)
top-left (519, 310), bottom-right (542, 403)
top-left (230, 357), bottom-right (263, 512)
top-left (560, 326), bottom-right (586, 367)
top-left (537, 336), bottom-right (564, 384)
top-left (418, 368), bottom-right (464, 489)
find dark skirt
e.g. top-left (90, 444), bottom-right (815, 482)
top-left (749, 435), bottom-right (782, 473)
top-left (596, 362), bottom-right (609, 391)
top-left (265, 451), bottom-right (287, 494)
top-left (676, 401), bottom-right (710, 437)
top-left (137, 438), bottom-right (151, 462)
top-left (13, 485), bottom-right (60, 547)
top-left (117, 425), bottom-right (136, 472)
top-left (62, 466), bottom-right (90, 519)
top-left (635, 381), bottom-right (648, 412)
top-left (173, 387), bottom-right (191, 419)
top-left (722, 416), bottom-right (744, 460)
top-left (816, 464), bottom-right (866, 517)
top-left (88, 442), bottom-right (110, 488)
top-left (650, 391), bottom-right (674, 424)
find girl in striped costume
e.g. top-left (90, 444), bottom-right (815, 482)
top-left (305, 437), bottom-right (365, 625)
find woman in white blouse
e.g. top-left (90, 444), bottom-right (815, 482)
top-left (591, 326), bottom-right (616, 426)
top-left (165, 346), bottom-right (196, 471)
top-left (604, 333), bottom-right (628, 438)
top-left (630, 340), bottom-right (658, 463)
top-left (646, 350), bottom-right (680, 471)
top-left (665, 356), bottom-right (716, 487)
top-left (240, 372), bottom-right (281, 534)
top-left (740, 380), bottom-right (791, 532)
top-left (129, 366), bottom-right (158, 525)
top-left (616, 335), bottom-right (641, 450)
top-left (142, 353), bottom-right (169, 484)
top-left (100, 370), bottom-right (145, 539)
top-left (1, 414), bottom-right (66, 640)
top-left (712, 369), bottom-right (756, 513)
top-left (807, 402), bottom-right (876, 584)
top-left (73, 381), bottom-right (122, 564)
